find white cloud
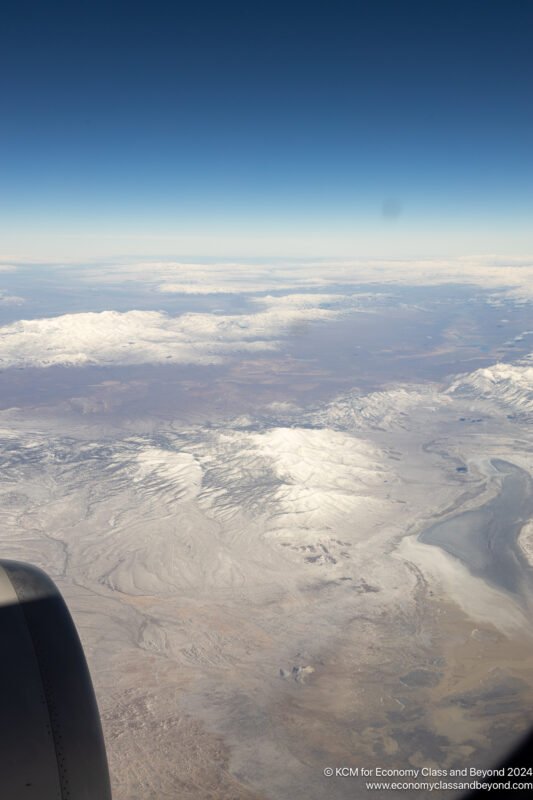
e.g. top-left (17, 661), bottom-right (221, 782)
top-left (0, 291), bottom-right (24, 305)
top-left (158, 283), bottom-right (257, 295)
top-left (74, 255), bottom-right (533, 301)
top-left (0, 295), bottom-right (347, 369)
top-left (251, 293), bottom-right (345, 307)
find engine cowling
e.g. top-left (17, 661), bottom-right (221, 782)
top-left (0, 560), bottom-right (112, 799)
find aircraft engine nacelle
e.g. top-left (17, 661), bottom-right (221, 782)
top-left (0, 560), bottom-right (112, 799)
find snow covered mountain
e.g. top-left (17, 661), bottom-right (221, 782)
top-left (447, 356), bottom-right (533, 416)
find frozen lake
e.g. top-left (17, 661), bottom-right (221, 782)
top-left (420, 460), bottom-right (533, 599)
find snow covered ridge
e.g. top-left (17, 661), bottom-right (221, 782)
top-left (192, 426), bottom-right (392, 542)
top-left (447, 357), bottom-right (533, 414)
top-left (310, 385), bottom-right (450, 431)
top-left (0, 295), bottom-right (354, 369)
top-left (125, 447), bottom-right (202, 503)
top-left (249, 427), bottom-right (386, 491)
top-left (0, 424), bottom-right (392, 562)
top-left (304, 355), bottom-right (532, 432)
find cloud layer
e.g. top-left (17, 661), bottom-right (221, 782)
top-left (73, 255), bottom-right (533, 302)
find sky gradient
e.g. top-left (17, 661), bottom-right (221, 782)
top-left (2, 0), bottom-right (532, 259)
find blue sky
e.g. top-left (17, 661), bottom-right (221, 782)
top-left (1, 0), bottom-right (532, 259)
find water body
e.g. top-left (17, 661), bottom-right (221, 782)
top-left (420, 460), bottom-right (533, 598)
